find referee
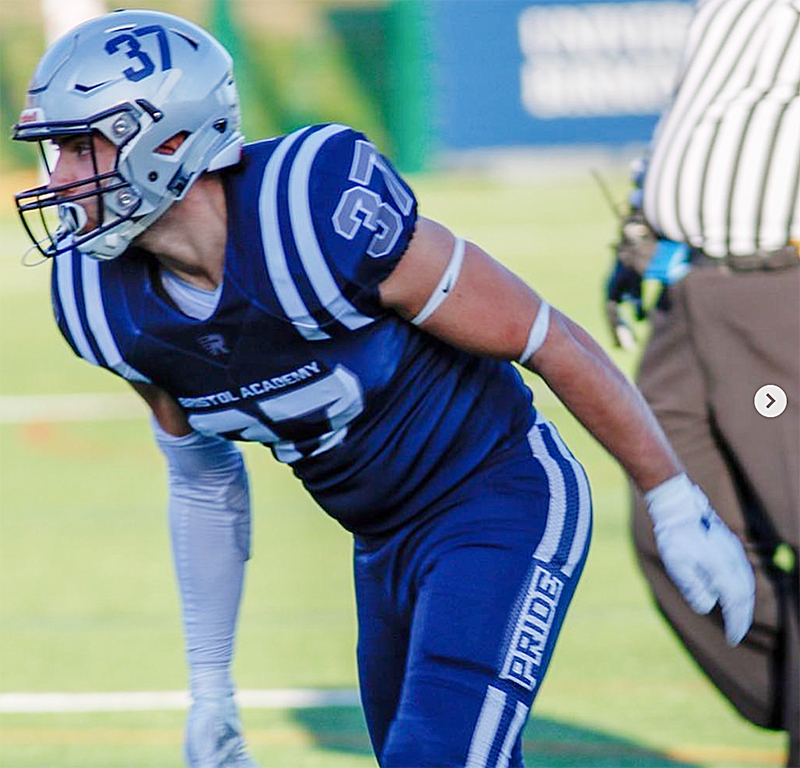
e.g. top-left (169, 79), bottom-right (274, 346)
top-left (608, 0), bottom-right (799, 763)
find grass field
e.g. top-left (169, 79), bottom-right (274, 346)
top-left (0, 162), bottom-right (788, 767)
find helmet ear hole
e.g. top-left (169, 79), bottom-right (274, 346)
top-left (156, 131), bottom-right (190, 156)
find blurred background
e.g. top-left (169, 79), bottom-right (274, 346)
top-left (0, 1), bottom-right (789, 767)
top-left (0, 0), bottom-right (695, 176)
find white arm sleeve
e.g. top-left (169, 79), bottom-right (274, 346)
top-left (151, 418), bottom-right (251, 696)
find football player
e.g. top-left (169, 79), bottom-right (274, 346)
top-left (12, 10), bottom-right (756, 768)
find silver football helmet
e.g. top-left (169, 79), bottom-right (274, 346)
top-left (13, 9), bottom-right (243, 260)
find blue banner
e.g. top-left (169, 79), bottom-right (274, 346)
top-left (428, 0), bottom-right (693, 150)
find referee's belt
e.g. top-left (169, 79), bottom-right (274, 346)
top-left (690, 243), bottom-right (800, 272)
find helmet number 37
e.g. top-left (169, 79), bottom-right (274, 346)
top-left (104, 25), bottom-right (173, 82)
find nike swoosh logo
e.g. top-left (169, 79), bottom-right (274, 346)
top-left (74, 80), bottom-right (111, 93)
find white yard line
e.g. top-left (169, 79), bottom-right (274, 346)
top-left (0, 689), bottom-right (360, 713)
top-left (0, 388), bottom-right (562, 427)
top-left (0, 393), bottom-right (146, 424)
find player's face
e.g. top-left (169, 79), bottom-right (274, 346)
top-left (47, 134), bottom-right (117, 233)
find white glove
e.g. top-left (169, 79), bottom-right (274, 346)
top-left (645, 473), bottom-right (755, 646)
top-left (185, 692), bottom-right (260, 768)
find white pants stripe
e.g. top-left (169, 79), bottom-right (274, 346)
top-left (541, 419), bottom-right (592, 577)
top-left (497, 700), bottom-right (530, 768)
top-left (528, 417), bottom-right (592, 577)
top-left (465, 686), bottom-right (507, 768)
top-left (526, 424), bottom-right (566, 566)
top-left (466, 686), bottom-right (530, 768)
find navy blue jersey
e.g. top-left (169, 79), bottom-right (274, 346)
top-left (51, 124), bottom-right (538, 534)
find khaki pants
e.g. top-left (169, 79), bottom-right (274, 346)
top-left (632, 265), bottom-right (799, 764)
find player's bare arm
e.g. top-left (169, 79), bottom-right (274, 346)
top-left (380, 217), bottom-right (681, 493)
top-left (382, 219), bottom-right (754, 646)
top-left (130, 381), bottom-right (192, 436)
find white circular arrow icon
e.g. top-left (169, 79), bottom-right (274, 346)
top-left (754, 385), bottom-right (788, 418)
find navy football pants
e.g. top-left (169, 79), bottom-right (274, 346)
top-left (354, 418), bottom-right (593, 767)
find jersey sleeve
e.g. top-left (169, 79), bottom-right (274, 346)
top-left (306, 125), bottom-right (418, 313)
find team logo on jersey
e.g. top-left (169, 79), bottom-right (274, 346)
top-left (500, 563), bottom-right (564, 691)
top-left (197, 333), bottom-right (230, 357)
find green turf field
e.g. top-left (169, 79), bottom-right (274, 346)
top-left (0, 165), bottom-right (788, 767)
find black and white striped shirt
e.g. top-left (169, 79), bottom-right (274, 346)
top-left (643, 0), bottom-right (800, 257)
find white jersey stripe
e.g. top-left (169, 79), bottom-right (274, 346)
top-left (81, 257), bottom-right (150, 383)
top-left (55, 252), bottom-right (98, 366)
top-left (496, 700), bottom-right (529, 768)
top-left (465, 685), bottom-right (506, 768)
top-left (259, 128), bottom-right (330, 341)
top-left (289, 124), bottom-right (373, 331)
